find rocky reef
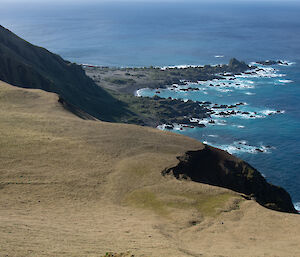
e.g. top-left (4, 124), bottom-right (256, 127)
top-left (84, 58), bottom-right (252, 94)
top-left (256, 60), bottom-right (291, 66)
top-left (162, 144), bottom-right (297, 214)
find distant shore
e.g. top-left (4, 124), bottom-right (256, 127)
top-left (83, 59), bottom-right (288, 128)
top-left (82, 59), bottom-right (292, 95)
top-left (83, 58), bottom-right (250, 95)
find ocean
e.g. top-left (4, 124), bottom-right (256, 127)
top-left (1, 0), bottom-right (299, 209)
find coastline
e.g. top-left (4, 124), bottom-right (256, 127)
top-left (83, 58), bottom-right (250, 95)
top-left (83, 59), bottom-right (290, 130)
top-left (0, 23), bottom-right (297, 212)
top-left (83, 59), bottom-right (299, 211)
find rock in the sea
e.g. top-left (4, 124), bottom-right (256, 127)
top-left (228, 58), bottom-right (250, 72)
top-left (256, 60), bottom-right (278, 66)
top-left (165, 124), bottom-right (174, 130)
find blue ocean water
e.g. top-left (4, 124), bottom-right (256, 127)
top-left (1, 1), bottom-right (299, 208)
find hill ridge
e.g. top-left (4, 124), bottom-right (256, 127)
top-left (1, 80), bottom-right (299, 257)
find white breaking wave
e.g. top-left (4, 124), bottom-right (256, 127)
top-left (294, 202), bottom-right (300, 212)
top-left (236, 67), bottom-right (286, 78)
top-left (205, 140), bottom-right (273, 155)
top-left (214, 55), bottom-right (224, 58)
top-left (261, 109), bottom-right (285, 116)
top-left (278, 60), bottom-right (296, 66)
top-left (208, 134), bottom-right (219, 138)
top-left (249, 62), bottom-right (258, 66)
top-left (190, 117), bottom-right (227, 126)
top-left (211, 108), bottom-right (285, 120)
top-left (135, 88), bottom-right (148, 97)
top-left (200, 79), bottom-right (255, 90)
top-left (278, 79), bottom-right (293, 83)
top-left (157, 123), bottom-right (188, 131)
top-left (160, 64), bottom-right (203, 70)
top-left (81, 63), bottom-right (98, 67)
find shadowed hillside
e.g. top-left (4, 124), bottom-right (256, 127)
top-left (0, 25), bottom-right (131, 122)
top-left (0, 26), bottom-right (252, 127)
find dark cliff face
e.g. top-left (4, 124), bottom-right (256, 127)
top-left (0, 25), bottom-right (130, 122)
top-left (162, 145), bottom-right (297, 214)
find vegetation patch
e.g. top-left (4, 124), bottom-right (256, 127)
top-left (104, 77), bottom-right (136, 85)
top-left (166, 192), bottom-right (235, 217)
top-left (125, 188), bottom-right (236, 217)
top-left (125, 190), bottom-right (169, 216)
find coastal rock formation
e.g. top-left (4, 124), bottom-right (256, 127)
top-left (256, 60), bottom-right (290, 66)
top-left (84, 59), bottom-right (252, 94)
top-left (162, 144), bottom-right (297, 213)
top-left (228, 58), bottom-right (250, 72)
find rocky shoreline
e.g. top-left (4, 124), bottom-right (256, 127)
top-left (83, 58), bottom-right (251, 95)
top-left (84, 59), bottom-right (287, 128)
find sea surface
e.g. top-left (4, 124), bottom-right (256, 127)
top-left (1, 0), bottom-right (299, 209)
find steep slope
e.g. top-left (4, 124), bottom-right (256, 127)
top-left (0, 25), bottom-right (130, 122)
top-left (0, 81), bottom-right (299, 257)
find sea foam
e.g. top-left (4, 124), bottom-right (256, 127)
top-left (160, 64), bottom-right (203, 70)
top-left (206, 140), bottom-right (273, 155)
top-left (135, 88), bottom-right (147, 97)
top-left (278, 79), bottom-right (293, 83)
top-left (294, 202), bottom-right (300, 212)
top-left (236, 67), bottom-right (286, 78)
top-left (278, 60), bottom-right (296, 66)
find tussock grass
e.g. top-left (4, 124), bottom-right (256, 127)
top-left (1, 81), bottom-right (299, 257)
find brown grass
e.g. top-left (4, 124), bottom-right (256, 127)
top-left (0, 81), bottom-right (300, 257)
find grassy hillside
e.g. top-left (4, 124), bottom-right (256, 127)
top-left (0, 81), bottom-right (299, 257)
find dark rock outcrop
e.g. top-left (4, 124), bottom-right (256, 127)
top-left (162, 145), bottom-right (297, 214)
top-left (256, 60), bottom-right (278, 66)
top-left (228, 58), bottom-right (250, 72)
top-left (256, 60), bottom-right (290, 66)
